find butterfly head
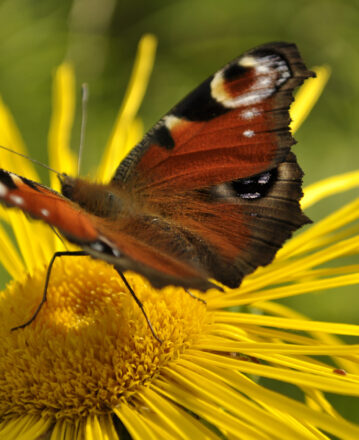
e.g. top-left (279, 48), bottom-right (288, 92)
top-left (58, 174), bottom-right (76, 200)
top-left (59, 174), bottom-right (123, 219)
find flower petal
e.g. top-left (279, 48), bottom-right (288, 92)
top-left (213, 311), bottom-right (359, 336)
top-left (302, 170), bottom-right (359, 209)
top-left (114, 405), bottom-right (158, 440)
top-left (0, 415), bottom-right (52, 440)
top-left (290, 66), bottom-right (331, 134)
top-left (0, 96), bottom-right (38, 180)
top-left (97, 34), bottom-right (157, 182)
top-left (48, 62), bottom-right (77, 189)
top-left (0, 221), bottom-right (24, 278)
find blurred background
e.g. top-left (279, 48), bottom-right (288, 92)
top-left (0, 0), bottom-right (358, 424)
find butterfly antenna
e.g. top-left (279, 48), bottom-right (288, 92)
top-left (77, 83), bottom-right (89, 176)
top-left (0, 145), bottom-right (63, 177)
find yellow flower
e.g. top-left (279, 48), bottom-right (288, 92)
top-left (1, 35), bottom-right (359, 439)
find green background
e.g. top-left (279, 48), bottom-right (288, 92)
top-left (0, 0), bottom-right (358, 427)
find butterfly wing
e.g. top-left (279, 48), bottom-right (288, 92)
top-left (0, 170), bottom-right (100, 241)
top-left (107, 42), bottom-right (313, 288)
top-left (0, 42), bottom-right (314, 292)
top-left (113, 42), bottom-right (314, 190)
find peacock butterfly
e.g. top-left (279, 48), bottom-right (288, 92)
top-left (0, 42), bottom-right (314, 295)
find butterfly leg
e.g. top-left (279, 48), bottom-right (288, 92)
top-left (115, 268), bottom-right (163, 344)
top-left (11, 250), bottom-right (88, 331)
top-left (184, 288), bottom-right (207, 305)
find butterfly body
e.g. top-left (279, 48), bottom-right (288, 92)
top-left (0, 42), bottom-right (314, 291)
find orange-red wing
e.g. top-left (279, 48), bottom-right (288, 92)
top-left (112, 42), bottom-right (314, 191)
top-left (0, 170), bottom-right (98, 241)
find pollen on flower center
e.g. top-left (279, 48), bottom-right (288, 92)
top-left (0, 256), bottom-right (208, 419)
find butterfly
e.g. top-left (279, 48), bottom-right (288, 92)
top-left (0, 42), bottom-right (314, 298)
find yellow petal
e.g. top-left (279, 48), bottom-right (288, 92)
top-left (97, 34), bottom-right (157, 182)
top-left (114, 405), bottom-right (158, 440)
top-left (213, 311), bottom-right (359, 336)
top-left (0, 97), bottom-right (38, 180)
top-left (302, 170), bottom-right (359, 209)
top-left (0, 220), bottom-right (24, 278)
top-left (278, 198), bottom-right (359, 259)
top-left (290, 66), bottom-right (331, 134)
top-left (48, 62), bottom-right (77, 189)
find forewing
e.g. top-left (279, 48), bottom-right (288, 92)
top-left (112, 42), bottom-right (314, 191)
top-left (0, 170), bottom-right (99, 242)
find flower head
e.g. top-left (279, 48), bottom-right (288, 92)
top-left (1, 35), bottom-right (359, 439)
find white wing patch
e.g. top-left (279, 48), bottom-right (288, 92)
top-left (241, 108), bottom-right (260, 120)
top-left (0, 183), bottom-right (8, 197)
top-left (243, 129), bottom-right (255, 138)
top-left (211, 53), bottom-right (291, 108)
top-left (9, 194), bottom-right (25, 206)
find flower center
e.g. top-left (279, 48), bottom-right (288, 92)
top-left (0, 256), bottom-right (208, 419)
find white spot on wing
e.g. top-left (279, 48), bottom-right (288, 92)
top-left (258, 172), bottom-right (271, 184)
top-left (239, 56), bottom-right (256, 67)
top-left (0, 183), bottom-right (8, 197)
top-left (211, 52), bottom-right (291, 108)
top-left (9, 173), bottom-right (22, 185)
top-left (243, 129), bottom-right (255, 138)
top-left (241, 192), bottom-right (261, 199)
top-left (241, 108), bottom-right (260, 120)
top-left (258, 77), bottom-right (271, 87)
top-left (210, 70), bottom-right (228, 102)
top-left (256, 64), bottom-right (270, 74)
top-left (91, 242), bottom-right (104, 252)
top-left (10, 194), bottom-right (24, 206)
top-left (164, 115), bottom-right (182, 130)
top-left (41, 208), bottom-right (50, 217)
top-left (230, 91), bottom-right (269, 107)
top-left (112, 248), bottom-right (121, 257)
